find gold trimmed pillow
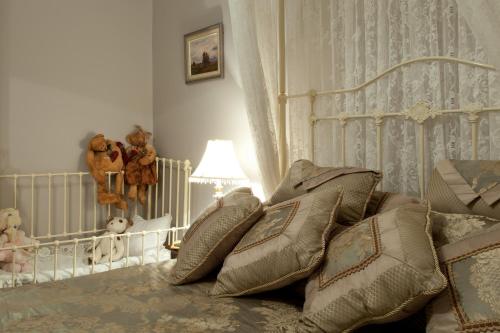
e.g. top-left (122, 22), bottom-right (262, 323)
top-left (427, 160), bottom-right (500, 220)
top-left (365, 191), bottom-right (421, 217)
top-left (298, 203), bottom-right (447, 332)
top-left (211, 186), bottom-right (344, 297)
top-left (267, 159), bottom-right (381, 224)
top-left (427, 225), bottom-right (500, 333)
top-left (168, 190), bottom-right (263, 285)
top-left (431, 211), bottom-right (500, 248)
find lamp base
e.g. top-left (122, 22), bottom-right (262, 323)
top-left (213, 182), bottom-right (224, 199)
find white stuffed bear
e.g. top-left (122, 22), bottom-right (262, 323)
top-left (86, 217), bottom-right (130, 265)
top-left (0, 208), bottom-right (39, 273)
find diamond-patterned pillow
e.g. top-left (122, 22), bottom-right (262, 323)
top-left (298, 203), bottom-right (447, 332)
top-left (211, 186), bottom-right (343, 297)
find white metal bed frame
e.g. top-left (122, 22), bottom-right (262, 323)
top-left (275, 0), bottom-right (500, 200)
top-left (0, 157), bottom-right (192, 287)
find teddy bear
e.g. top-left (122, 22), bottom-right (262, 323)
top-left (0, 208), bottom-right (38, 273)
top-left (86, 134), bottom-right (128, 210)
top-left (86, 216), bottom-right (130, 265)
top-left (124, 126), bottom-right (158, 205)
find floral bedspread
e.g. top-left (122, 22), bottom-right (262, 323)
top-left (0, 260), bottom-right (302, 332)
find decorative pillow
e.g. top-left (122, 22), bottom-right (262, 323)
top-left (226, 186), bottom-right (253, 195)
top-left (431, 211), bottom-right (500, 248)
top-left (365, 191), bottom-right (421, 217)
top-left (127, 215), bottom-right (171, 256)
top-left (168, 190), bottom-right (263, 285)
top-left (427, 160), bottom-right (500, 220)
top-left (298, 203), bottom-right (447, 332)
top-left (267, 159), bottom-right (381, 224)
top-left (211, 186), bottom-right (344, 297)
top-left (427, 225), bottom-right (500, 333)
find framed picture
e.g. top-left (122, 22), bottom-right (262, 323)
top-left (184, 23), bottom-right (224, 83)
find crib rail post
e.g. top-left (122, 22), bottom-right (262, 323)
top-left (33, 243), bottom-right (39, 284)
top-left (13, 174), bottom-right (17, 209)
top-left (48, 173), bottom-right (52, 237)
top-left (79, 172), bottom-right (83, 233)
top-left (141, 231), bottom-right (146, 265)
top-left (53, 240), bottom-right (59, 281)
top-left (11, 246), bottom-right (17, 287)
top-left (30, 174), bottom-right (35, 237)
top-left (156, 231), bottom-right (161, 263)
top-left (169, 159), bottom-right (173, 215)
top-left (125, 232), bottom-right (131, 268)
top-left (63, 173), bottom-right (68, 236)
top-left (91, 236), bottom-right (96, 274)
top-left (72, 238), bottom-right (78, 277)
top-left (108, 234), bottom-right (113, 271)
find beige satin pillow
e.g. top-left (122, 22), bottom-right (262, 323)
top-left (427, 160), bottom-right (500, 219)
top-left (168, 190), bottom-right (263, 285)
top-left (365, 191), bottom-right (421, 217)
top-left (267, 159), bottom-right (381, 224)
top-left (431, 211), bottom-right (500, 248)
top-left (211, 186), bottom-right (344, 297)
top-left (427, 225), bottom-right (500, 333)
top-left (299, 203), bottom-right (447, 332)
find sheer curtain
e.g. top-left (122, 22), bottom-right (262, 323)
top-left (229, 0), bottom-right (500, 197)
top-left (457, 0), bottom-right (500, 71)
top-left (229, 0), bottom-right (280, 197)
top-left (285, 0), bottom-right (500, 197)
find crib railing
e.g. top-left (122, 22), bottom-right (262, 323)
top-left (0, 157), bottom-right (191, 240)
top-left (0, 156), bottom-right (192, 288)
top-left (1, 226), bottom-right (186, 287)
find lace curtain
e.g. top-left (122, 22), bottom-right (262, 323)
top-left (230, 0), bottom-right (500, 198)
top-left (457, 0), bottom-right (500, 71)
top-left (286, 0), bottom-right (500, 197)
top-left (229, 0), bottom-right (280, 197)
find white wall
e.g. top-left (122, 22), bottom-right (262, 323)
top-left (0, 0), bottom-right (258, 224)
top-left (153, 0), bottom-right (260, 218)
top-left (0, 0), bottom-right (153, 232)
top-left (0, 0), bottom-right (153, 174)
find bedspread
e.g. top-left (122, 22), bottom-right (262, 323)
top-left (0, 260), bottom-right (302, 332)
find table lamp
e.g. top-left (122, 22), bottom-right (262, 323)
top-left (189, 140), bottom-right (249, 198)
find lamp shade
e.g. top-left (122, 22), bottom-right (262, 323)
top-left (190, 140), bottom-right (249, 185)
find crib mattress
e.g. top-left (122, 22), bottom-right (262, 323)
top-left (0, 260), bottom-right (302, 332)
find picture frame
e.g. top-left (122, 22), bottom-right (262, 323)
top-left (184, 23), bottom-right (224, 83)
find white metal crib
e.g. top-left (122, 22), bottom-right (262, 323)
top-left (0, 157), bottom-right (191, 288)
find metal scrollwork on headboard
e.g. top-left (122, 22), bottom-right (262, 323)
top-left (277, 53), bottom-right (500, 199)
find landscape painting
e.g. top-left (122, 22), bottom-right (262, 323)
top-left (185, 23), bottom-right (224, 83)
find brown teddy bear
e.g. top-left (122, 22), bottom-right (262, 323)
top-left (124, 126), bottom-right (157, 205)
top-left (86, 134), bottom-right (128, 210)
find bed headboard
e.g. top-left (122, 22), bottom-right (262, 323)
top-left (276, 0), bottom-right (500, 199)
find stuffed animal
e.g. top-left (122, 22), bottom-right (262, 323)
top-left (86, 134), bottom-right (128, 210)
top-left (86, 216), bottom-right (130, 265)
top-left (124, 126), bottom-right (158, 205)
top-left (0, 208), bottom-right (38, 273)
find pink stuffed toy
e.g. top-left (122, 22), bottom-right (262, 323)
top-left (0, 208), bottom-right (37, 273)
